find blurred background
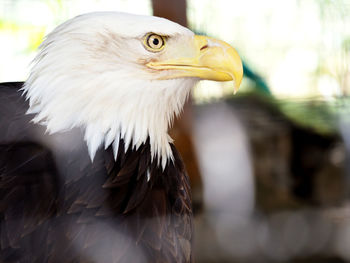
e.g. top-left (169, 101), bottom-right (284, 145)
top-left (1, 0), bottom-right (350, 262)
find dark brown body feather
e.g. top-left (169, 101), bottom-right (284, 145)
top-left (0, 82), bottom-right (193, 263)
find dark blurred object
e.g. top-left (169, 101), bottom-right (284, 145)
top-left (228, 94), bottom-right (345, 211)
top-left (291, 127), bottom-right (343, 204)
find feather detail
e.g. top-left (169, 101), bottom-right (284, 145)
top-left (85, 125), bottom-right (104, 161)
top-left (146, 169), bottom-right (151, 182)
top-left (112, 135), bottom-right (120, 160)
top-left (104, 125), bottom-right (118, 150)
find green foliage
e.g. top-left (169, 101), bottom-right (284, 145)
top-left (278, 98), bottom-right (337, 135)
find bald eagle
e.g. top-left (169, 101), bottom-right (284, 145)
top-left (0, 12), bottom-right (242, 263)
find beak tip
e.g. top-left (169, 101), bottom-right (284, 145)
top-left (232, 72), bottom-right (243, 95)
top-left (233, 84), bottom-right (239, 95)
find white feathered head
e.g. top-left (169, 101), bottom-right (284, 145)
top-left (23, 12), bottom-right (243, 168)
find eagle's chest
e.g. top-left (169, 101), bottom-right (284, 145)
top-left (54, 140), bottom-right (193, 262)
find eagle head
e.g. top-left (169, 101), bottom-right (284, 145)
top-left (23, 12), bottom-right (243, 168)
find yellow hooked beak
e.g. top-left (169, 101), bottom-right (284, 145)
top-left (146, 35), bottom-right (243, 92)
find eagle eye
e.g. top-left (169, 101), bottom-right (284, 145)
top-left (144, 33), bottom-right (166, 52)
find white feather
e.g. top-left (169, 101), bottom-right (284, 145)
top-left (105, 125), bottom-right (117, 150)
top-left (112, 134), bottom-right (120, 160)
top-left (146, 169), bottom-right (151, 182)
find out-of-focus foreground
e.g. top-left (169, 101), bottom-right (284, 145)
top-left (1, 0), bottom-right (350, 262)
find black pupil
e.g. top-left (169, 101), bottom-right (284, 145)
top-left (152, 38), bottom-right (160, 46)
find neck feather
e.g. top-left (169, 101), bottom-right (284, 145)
top-left (23, 77), bottom-right (196, 169)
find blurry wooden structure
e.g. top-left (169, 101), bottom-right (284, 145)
top-left (151, 0), bottom-right (203, 211)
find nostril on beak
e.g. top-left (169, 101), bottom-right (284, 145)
top-left (200, 45), bottom-right (208, 51)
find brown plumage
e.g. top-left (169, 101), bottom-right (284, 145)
top-left (0, 82), bottom-right (193, 262)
